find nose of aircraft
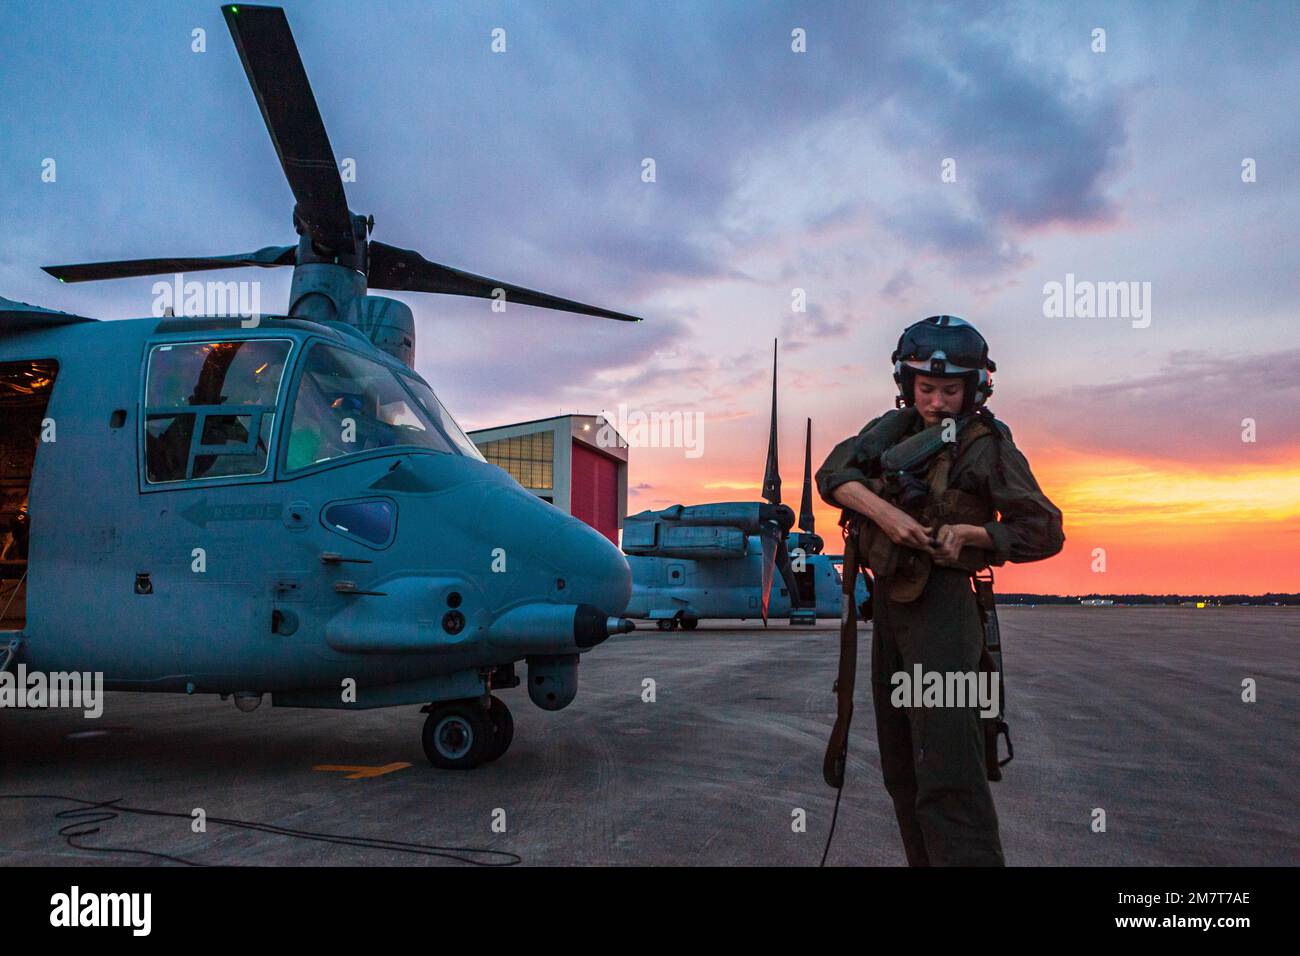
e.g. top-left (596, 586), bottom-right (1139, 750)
top-left (474, 479), bottom-right (632, 618)
top-left (540, 507), bottom-right (633, 617)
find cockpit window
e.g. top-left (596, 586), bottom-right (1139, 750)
top-left (401, 375), bottom-right (486, 462)
top-left (144, 339), bottom-right (291, 483)
top-left (285, 343), bottom-right (458, 471)
top-left (323, 499), bottom-right (396, 547)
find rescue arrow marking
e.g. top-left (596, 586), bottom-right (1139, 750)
top-left (180, 499), bottom-right (281, 529)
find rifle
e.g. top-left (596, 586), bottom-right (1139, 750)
top-left (974, 570), bottom-right (1014, 781)
top-left (820, 519), bottom-right (865, 866)
top-left (823, 523), bottom-right (860, 791)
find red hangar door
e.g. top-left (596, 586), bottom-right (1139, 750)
top-left (570, 443), bottom-right (619, 544)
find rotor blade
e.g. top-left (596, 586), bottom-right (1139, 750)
top-left (43, 246), bottom-right (297, 283)
top-left (761, 339), bottom-right (781, 504)
top-left (759, 501), bottom-right (796, 535)
top-left (367, 242), bottom-right (644, 322)
top-left (759, 528), bottom-right (778, 626)
top-left (798, 417), bottom-right (815, 534)
top-left (222, 4), bottom-right (353, 250)
top-left (776, 535), bottom-right (802, 610)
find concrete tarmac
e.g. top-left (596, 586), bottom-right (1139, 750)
top-left (1, 608), bottom-right (1295, 865)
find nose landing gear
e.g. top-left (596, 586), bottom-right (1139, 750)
top-left (655, 613), bottom-right (698, 631)
top-left (421, 696), bottom-right (514, 770)
top-left (484, 696), bottom-right (514, 761)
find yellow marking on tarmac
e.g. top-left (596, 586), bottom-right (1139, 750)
top-left (313, 762), bottom-right (412, 780)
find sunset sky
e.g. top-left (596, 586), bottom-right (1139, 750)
top-left (3, 1), bottom-right (1297, 594)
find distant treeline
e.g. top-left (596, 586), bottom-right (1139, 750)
top-left (997, 593), bottom-right (1300, 606)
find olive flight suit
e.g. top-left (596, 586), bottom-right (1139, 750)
top-left (816, 407), bottom-right (1064, 866)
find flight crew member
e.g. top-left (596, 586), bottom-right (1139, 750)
top-left (815, 315), bottom-right (1064, 866)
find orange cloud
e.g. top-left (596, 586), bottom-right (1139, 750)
top-left (625, 433), bottom-right (1300, 594)
top-left (783, 449), bottom-right (1300, 595)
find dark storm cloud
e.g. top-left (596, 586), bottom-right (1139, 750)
top-left (1034, 349), bottom-right (1300, 463)
top-left (355, 0), bottom-right (1129, 311)
top-left (877, 17), bottom-right (1127, 233)
top-left (407, 296), bottom-right (692, 421)
top-left (0, 0), bottom-right (1167, 427)
top-left (2, 0), bottom-right (1129, 306)
top-left (377, 0), bottom-right (896, 300)
top-left (881, 267), bottom-right (916, 301)
top-left (883, 201), bottom-right (1032, 275)
top-left (781, 301), bottom-right (849, 352)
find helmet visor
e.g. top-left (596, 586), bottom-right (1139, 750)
top-left (896, 323), bottom-right (987, 370)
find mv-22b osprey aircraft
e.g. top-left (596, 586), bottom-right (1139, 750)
top-left (0, 4), bottom-right (644, 770)
top-left (622, 344), bottom-right (871, 630)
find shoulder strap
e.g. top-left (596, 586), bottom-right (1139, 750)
top-left (958, 417), bottom-right (994, 454)
top-left (926, 418), bottom-right (991, 499)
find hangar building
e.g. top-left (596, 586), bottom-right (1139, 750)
top-left (468, 414), bottom-right (628, 545)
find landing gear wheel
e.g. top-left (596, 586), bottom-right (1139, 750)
top-left (657, 619), bottom-right (674, 631)
top-left (680, 618), bottom-right (698, 631)
top-left (484, 696), bottom-right (514, 762)
top-left (859, 598), bottom-right (873, 621)
top-left (422, 701), bottom-right (491, 770)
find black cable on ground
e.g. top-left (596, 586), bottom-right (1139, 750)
top-left (0, 793), bottom-right (522, 867)
top-left (820, 781), bottom-right (845, 867)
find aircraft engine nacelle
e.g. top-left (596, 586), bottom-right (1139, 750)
top-left (527, 654), bottom-right (579, 710)
top-left (630, 502), bottom-right (762, 531)
top-left (623, 501), bottom-right (795, 559)
top-left (340, 294), bottom-right (416, 368)
top-left (622, 522), bottom-right (748, 560)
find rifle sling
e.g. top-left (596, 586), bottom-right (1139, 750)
top-left (823, 526), bottom-right (859, 789)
